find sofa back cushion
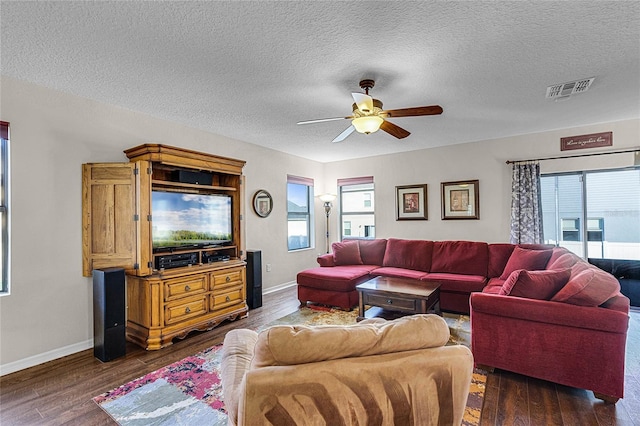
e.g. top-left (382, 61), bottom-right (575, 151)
top-left (487, 244), bottom-right (516, 278)
top-left (545, 247), bottom-right (570, 268)
top-left (547, 252), bottom-right (581, 270)
top-left (357, 238), bottom-right (388, 265)
top-left (551, 267), bottom-right (621, 307)
top-left (332, 240), bottom-right (363, 266)
top-left (251, 314), bottom-right (449, 368)
top-left (499, 247), bottom-right (553, 279)
top-left (600, 292), bottom-right (631, 313)
top-left (431, 240), bottom-right (489, 276)
top-left (500, 268), bottom-right (572, 300)
top-left (382, 238), bottom-right (434, 272)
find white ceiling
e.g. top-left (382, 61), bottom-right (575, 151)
top-left (1, 1), bottom-right (639, 163)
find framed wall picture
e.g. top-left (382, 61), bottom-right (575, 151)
top-left (252, 190), bottom-right (273, 218)
top-left (441, 180), bottom-right (479, 220)
top-left (396, 184), bottom-right (428, 220)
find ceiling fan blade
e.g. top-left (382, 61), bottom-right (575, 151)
top-left (332, 125), bottom-right (355, 143)
top-left (382, 105), bottom-right (443, 118)
top-left (352, 93), bottom-right (374, 113)
top-left (380, 120), bottom-right (410, 139)
top-left (297, 116), bottom-right (352, 125)
top-left (331, 126), bottom-right (356, 143)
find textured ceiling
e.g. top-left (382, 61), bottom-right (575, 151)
top-left (1, 1), bottom-right (639, 162)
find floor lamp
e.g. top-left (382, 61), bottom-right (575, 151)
top-left (319, 194), bottom-right (336, 253)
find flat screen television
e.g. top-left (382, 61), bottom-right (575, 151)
top-left (152, 190), bottom-right (232, 252)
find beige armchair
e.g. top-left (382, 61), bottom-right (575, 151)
top-left (221, 314), bottom-right (473, 425)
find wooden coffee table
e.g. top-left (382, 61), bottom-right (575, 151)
top-left (356, 276), bottom-right (441, 321)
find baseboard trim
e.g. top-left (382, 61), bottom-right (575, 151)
top-left (0, 339), bottom-right (93, 376)
top-left (263, 281), bottom-right (296, 295)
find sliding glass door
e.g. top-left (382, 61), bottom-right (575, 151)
top-left (541, 167), bottom-right (640, 260)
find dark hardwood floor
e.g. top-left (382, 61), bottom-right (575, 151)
top-left (1, 285), bottom-right (638, 425)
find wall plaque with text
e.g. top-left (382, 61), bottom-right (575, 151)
top-left (560, 131), bottom-right (612, 151)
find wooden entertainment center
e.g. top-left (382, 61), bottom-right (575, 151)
top-left (82, 144), bottom-right (248, 350)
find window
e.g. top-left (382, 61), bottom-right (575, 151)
top-left (561, 218), bottom-right (580, 242)
top-left (338, 177), bottom-right (375, 240)
top-left (541, 167), bottom-right (640, 259)
top-left (287, 175), bottom-right (314, 250)
top-left (363, 193), bottom-right (371, 208)
top-left (0, 121), bottom-right (9, 295)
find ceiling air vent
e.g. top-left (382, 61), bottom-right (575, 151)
top-left (546, 77), bottom-right (595, 99)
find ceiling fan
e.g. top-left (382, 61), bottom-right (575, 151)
top-left (297, 79), bottom-right (443, 143)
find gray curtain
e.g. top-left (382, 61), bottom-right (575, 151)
top-left (509, 161), bottom-right (544, 244)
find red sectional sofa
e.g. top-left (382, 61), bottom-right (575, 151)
top-left (296, 238), bottom-right (630, 402)
top-left (297, 238), bottom-right (554, 313)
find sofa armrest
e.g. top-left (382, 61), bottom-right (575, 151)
top-left (317, 253), bottom-right (336, 267)
top-left (221, 329), bottom-right (260, 426)
top-left (239, 345), bottom-right (473, 426)
top-left (470, 293), bottom-right (628, 334)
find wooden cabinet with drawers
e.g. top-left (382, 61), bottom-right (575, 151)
top-left (82, 144), bottom-right (248, 350)
top-left (126, 263), bottom-right (247, 350)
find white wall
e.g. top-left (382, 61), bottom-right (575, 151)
top-left (0, 75), bottom-right (637, 374)
top-left (0, 76), bottom-right (323, 373)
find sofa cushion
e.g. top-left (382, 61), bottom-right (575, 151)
top-left (332, 240), bottom-right (363, 266)
top-left (545, 247), bottom-right (569, 267)
top-left (482, 277), bottom-right (505, 294)
top-left (487, 244), bottom-right (516, 278)
top-left (423, 273), bottom-right (487, 293)
top-left (499, 268), bottom-right (572, 300)
top-left (547, 252), bottom-right (580, 270)
top-left (568, 260), bottom-right (591, 278)
top-left (600, 292), bottom-right (631, 313)
top-left (297, 265), bottom-right (376, 291)
top-left (500, 247), bottom-right (553, 279)
top-left (357, 238), bottom-right (388, 265)
top-left (382, 238), bottom-right (434, 272)
top-left (371, 267), bottom-right (429, 280)
top-left (431, 241), bottom-right (489, 276)
top-left (251, 314), bottom-right (449, 368)
top-left (551, 268), bottom-right (621, 307)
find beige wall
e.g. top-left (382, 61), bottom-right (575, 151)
top-left (0, 76), bottom-right (323, 373)
top-left (323, 121), bottom-right (639, 244)
top-left (0, 75), bottom-right (638, 373)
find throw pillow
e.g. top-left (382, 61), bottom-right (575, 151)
top-left (499, 247), bottom-right (553, 279)
top-left (499, 268), bottom-right (571, 300)
top-left (332, 240), bottom-right (363, 265)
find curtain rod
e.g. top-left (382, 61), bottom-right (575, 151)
top-left (505, 147), bottom-right (640, 164)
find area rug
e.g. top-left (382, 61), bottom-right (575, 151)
top-left (94, 306), bottom-right (486, 425)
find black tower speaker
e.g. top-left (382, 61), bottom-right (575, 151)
top-left (246, 250), bottom-right (263, 309)
top-left (93, 268), bottom-right (126, 362)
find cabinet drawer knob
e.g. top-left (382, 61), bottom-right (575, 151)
top-left (185, 306), bottom-right (191, 314)
top-left (185, 285), bottom-right (191, 291)
top-left (225, 295), bottom-right (231, 302)
top-left (225, 276), bottom-right (231, 282)
top-left (386, 299), bottom-right (393, 304)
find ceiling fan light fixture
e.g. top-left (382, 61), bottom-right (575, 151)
top-left (352, 115), bottom-right (383, 134)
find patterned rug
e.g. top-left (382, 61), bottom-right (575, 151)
top-left (94, 306), bottom-right (486, 425)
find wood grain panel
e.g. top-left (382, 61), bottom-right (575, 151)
top-left (82, 163), bottom-right (137, 276)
